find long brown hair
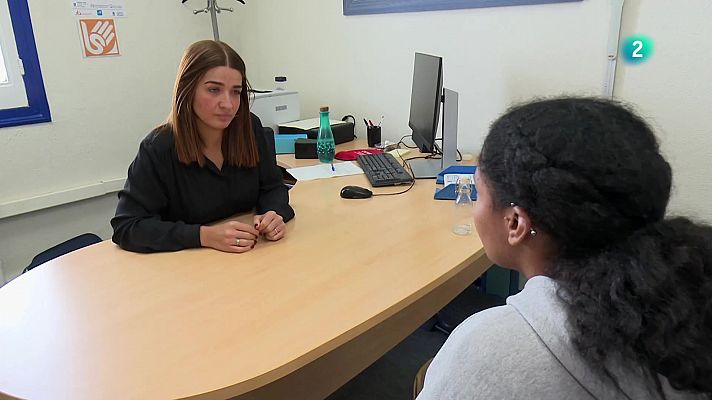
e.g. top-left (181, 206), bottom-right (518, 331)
top-left (166, 40), bottom-right (258, 168)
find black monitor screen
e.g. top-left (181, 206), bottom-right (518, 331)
top-left (408, 53), bottom-right (443, 154)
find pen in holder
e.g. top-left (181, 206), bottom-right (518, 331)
top-left (367, 125), bottom-right (382, 148)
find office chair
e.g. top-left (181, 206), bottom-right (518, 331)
top-left (258, 117), bottom-right (295, 188)
top-left (432, 279), bottom-right (488, 335)
top-left (431, 269), bottom-right (520, 335)
top-left (413, 358), bottom-right (434, 399)
top-left (23, 233), bottom-right (102, 273)
top-left (262, 125), bottom-right (277, 156)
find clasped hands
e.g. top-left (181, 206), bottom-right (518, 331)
top-left (199, 211), bottom-right (285, 253)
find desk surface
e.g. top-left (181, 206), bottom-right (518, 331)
top-left (0, 140), bottom-right (490, 400)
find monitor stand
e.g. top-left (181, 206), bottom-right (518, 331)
top-left (409, 158), bottom-right (442, 179)
top-left (409, 88), bottom-right (459, 179)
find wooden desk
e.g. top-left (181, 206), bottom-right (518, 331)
top-left (0, 140), bottom-right (491, 400)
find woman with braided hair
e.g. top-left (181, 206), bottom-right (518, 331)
top-left (417, 98), bottom-right (711, 400)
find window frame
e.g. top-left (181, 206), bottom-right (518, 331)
top-left (0, 0), bottom-right (50, 128)
top-left (343, 0), bottom-right (582, 16)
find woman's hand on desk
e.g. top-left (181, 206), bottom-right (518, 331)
top-left (254, 211), bottom-right (285, 241)
top-left (199, 221), bottom-right (259, 253)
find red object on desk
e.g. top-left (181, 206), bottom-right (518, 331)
top-left (335, 148), bottom-right (384, 161)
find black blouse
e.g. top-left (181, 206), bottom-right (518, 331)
top-left (111, 115), bottom-right (294, 253)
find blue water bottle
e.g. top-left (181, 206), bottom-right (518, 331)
top-left (317, 106), bottom-right (335, 165)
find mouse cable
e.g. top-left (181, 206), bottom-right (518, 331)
top-left (395, 141), bottom-right (416, 177)
top-left (372, 180), bottom-right (415, 196)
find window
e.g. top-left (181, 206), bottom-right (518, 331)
top-left (0, 0), bottom-right (50, 128)
top-left (0, 43), bottom-right (10, 83)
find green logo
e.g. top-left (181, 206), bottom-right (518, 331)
top-left (621, 35), bottom-right (654, 65)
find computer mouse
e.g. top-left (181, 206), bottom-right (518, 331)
top-left (340, 185), bottom-right (373, 199)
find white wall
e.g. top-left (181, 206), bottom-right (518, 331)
top-left (0, 0), bottom-right (238, 282)
top-left (614, 0), bottom-right (712, 222)
top-left (231, 1), bottom-right (611, 149)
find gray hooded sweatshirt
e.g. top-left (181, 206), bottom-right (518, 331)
top-left (417, 276), bottom-right (705, 400)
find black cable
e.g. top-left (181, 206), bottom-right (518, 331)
top-left (372, 181), bottom-right (415, 196)
top-left (385, 134), bottom-right (462, 186)
top-left (341, 115), bottom-right (357, 138)
top-left (401, 155), bottom-right (436, 180)
top-left (391, 139), bottom-right (436, 180)
top-left (397, 135), bottom-right (418, 149)
top-left (431, 136), bottom-right (462, 161)
top-left (398, 146), bottom-right (416, 176)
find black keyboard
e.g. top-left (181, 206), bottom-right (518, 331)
top-left (357, 153), bottom-right (414, 187)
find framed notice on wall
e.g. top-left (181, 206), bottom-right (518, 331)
top-left (71, 1), bottom-right (127, 17)
top-left (343, 0), bottom-right (582, 15)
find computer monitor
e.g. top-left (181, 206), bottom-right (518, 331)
top-left (406, 53), bottom-right (458, 178)
top-left (409, 52), bottom-right (443, 155)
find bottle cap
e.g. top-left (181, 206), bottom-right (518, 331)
top-left (320, 106), bottom-right (329, 112)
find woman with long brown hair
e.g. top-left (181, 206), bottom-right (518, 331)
top-left (111, 40), bottom-right (294, 253)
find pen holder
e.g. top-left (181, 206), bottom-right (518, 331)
top-left (367, 126), bottom-right (381, 147)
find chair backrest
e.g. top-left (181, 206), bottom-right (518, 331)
top-left (255, 114), bottom-right (292, 189)
top-left (23, 233), bottom-right (102, 273)
top-left (263, 126), bottom-right (276, 156)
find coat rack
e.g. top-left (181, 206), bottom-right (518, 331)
top-left (182, 0), bottom-right (245, 41)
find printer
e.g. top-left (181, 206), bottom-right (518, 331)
top-left (250, 90), bottom-right (301, 133)
top-left (250, 90), bottom-right (354, 156)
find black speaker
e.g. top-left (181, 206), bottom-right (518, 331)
top-left (294, 138), bottom-right (318, 159)
top-left (280, 122), bottom-right (355, 145)
top-left (306, 122), bottom-right (355, 145)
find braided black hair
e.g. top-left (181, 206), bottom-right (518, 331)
top-left (479, 97), bottom-right (712, 398)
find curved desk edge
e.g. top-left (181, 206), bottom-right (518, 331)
top-left (195, 249), bottom-right (491, 400)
